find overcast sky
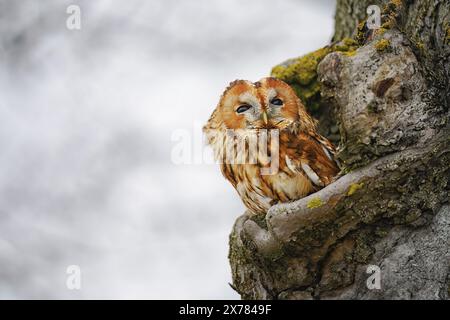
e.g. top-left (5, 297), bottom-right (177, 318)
top-left (0, 0), bottom-right (335, 299)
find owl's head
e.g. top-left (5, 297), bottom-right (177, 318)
top-left (205, 77), bottom-right (316, 132)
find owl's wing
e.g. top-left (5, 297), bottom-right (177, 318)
top-left (309, 130), bottom-right (340, 165)
top-left (283, 131), bottom-right (340, 187)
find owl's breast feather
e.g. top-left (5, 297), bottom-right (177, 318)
top-left (222, 162), bottom-right (315, 215)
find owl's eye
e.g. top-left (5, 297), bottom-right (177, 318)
top-left (236, 104), bottom-right (252, 114)
top-left (270, 98), bottom-right (283, 106)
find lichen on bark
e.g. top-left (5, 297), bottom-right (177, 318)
top-left (228, 0), bottom-right (450, 300)
top-left (270, 39), bottom-right (358, 144)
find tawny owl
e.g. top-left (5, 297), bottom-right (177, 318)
top-left (204, 77), bottom-right (339, 215)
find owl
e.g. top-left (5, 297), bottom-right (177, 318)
top-left (204, 77), bottom-right (339, 215)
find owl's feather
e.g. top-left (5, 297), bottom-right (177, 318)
top-left (204, 77), bottom-right (339, 215)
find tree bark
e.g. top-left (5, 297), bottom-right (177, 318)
top-left (332, 0), bottom-right (382, 42)
top-left (229, 0), bottom-right (449, 300)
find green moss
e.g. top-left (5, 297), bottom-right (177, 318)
top-left (417, 40), bottom-right (425, 51)
top-left (271, 48), bottom-right (327, 112)
top-left (342, 37), bottom-right (357, 47)
top-left (343, 50), bottom-right (357, 57)
top-left (334, 38), bottom-right (357, 52)
top-left (271, 40), bottom-right (358, 113)
top-left (374, 27), bottom-right (388, 37)
top-left (355, 20), bottom-right (368, 46)
top-left (391, 0), bottom-right (403, 8)
top-left (341, 166), bottom-right (352, 175)
top-left (307, 196), bottom-right (324, 209)
top-left (384, 0), bottom-right (403, 15)
top-left (375, 39), bottom-right (391, 52)
top-left (381, 20), bottom-right (394, 30)
top-left (354, 0), bottom-right (401, 46)
top-left (347, 183), bottom-right (364, 196)
top-left (445, 26), bottom-right (450, 44)
top-left (381, 0), bottom-right (403, 33)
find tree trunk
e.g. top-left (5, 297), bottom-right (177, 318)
top-left (229, 0), bottom-right (450, 300)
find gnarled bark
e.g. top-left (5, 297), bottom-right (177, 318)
top-left (229, 0), bottom-right (449, 300)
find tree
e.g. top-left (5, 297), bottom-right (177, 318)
top-left (229, 0), bottom-right (449, 299)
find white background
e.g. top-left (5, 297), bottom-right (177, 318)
top-left (0, 0), bottom-right (334, 299)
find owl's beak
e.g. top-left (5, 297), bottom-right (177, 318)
top-left (262, 111), bottom-right (268, 125)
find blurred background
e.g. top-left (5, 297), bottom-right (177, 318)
top-left (0, 0), bottom-right (334, 299)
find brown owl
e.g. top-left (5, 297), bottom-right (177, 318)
top-left (204, 77), bottom-right (339, 215)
